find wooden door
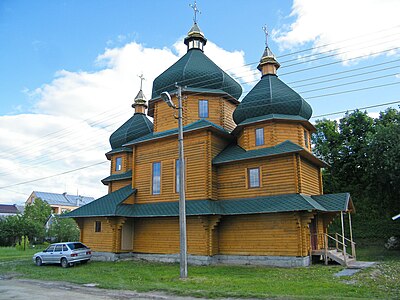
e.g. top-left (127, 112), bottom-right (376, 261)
top-left (310, 217), bottom-right (318, 250)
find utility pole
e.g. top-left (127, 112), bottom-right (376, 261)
top-left (177, 84), bottom-right (188, 279)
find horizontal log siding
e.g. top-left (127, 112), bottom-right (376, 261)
top-left (218, 213), bottom-right (302, 256)
top-left (221, 100), bottom-right (237, 132)
top-left (110, 179), bottom-right (131, 193)
top-left (217, 155), bottom-right (297, 199)
top-left (300, 158), bottom-right (321, 195)
top-left (133, 217), bottom-right (208, 255)
top-left (80, 217), bottom-right (115, 252)
top-left (210, 134), bottom-right (231, 200)
top-left (153, 95), bottom-right (236, 133)
top-left (134, 131), bottom-right (208, 203)
top-left (237, 121), bottom-right (311, 151)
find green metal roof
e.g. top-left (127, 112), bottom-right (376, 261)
top-left (109, 113), bottom-right (153, 149)
top-left (124, 119), bottom-right (230, 146)
top-left (238, 114), bottom-right (308, 126)
top-left (213, 140), bottom-right (303, 165)
top-left (101, 170), bottom-right (132, 185)
top-left (233, 74), bottom-right (312, 125)
top-left (65, 188), bottom-right (351, 218)
top-left (312, 193), bottom-right (352, 212)
top-left (150, 48), bottom-right (242, 115)
top-left (63, 185), bottom-right (136, 218)
top-left (105, 147), bottom-right (132, 159)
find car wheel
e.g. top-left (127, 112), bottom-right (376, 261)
top-left (35, 257), bottom-right (42, 266)
top-left (61, 258), bottom-right (69, 268)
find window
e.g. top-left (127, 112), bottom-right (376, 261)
top-left (198, 100), bottom-right (208, 118)
top-left (55, 245), bottom-right (62, 252)
top-left (304, 130), bottom-right (309, 149)
top-left (95, 221), bottom-right (102, 232)
top-left (46, 245), bottom-right (55, 252)
top-left (152, 162), bottom-right (161, 195)
top-left (255, 128), bottom-right (264, 146)
top-left (62, 245), bottom-right (68, 251)
top-left (248, 167), bottom-right (260, 188)
top-left (176, 159), bottom-right (180, 193)
top-left (115, 157), bottom-right (122, 171)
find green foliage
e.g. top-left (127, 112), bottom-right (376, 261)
top-left (0, 198), bottom-right (51, 246)
top-left (47, 215), bottom-right (80, 242)
top-left (313, 108), bottom-right (400, 238)
top-left (15, 236), bottom-right (30, 251)
top-left (0, 251), bottom-right (399, 299)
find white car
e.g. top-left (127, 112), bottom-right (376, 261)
top-left (33, 242), bottom-right (92, 268)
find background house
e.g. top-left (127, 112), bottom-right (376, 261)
top-left (0, 204), bottom-right (22, 219)
top-left (26, 191), bottom-right (94, 215)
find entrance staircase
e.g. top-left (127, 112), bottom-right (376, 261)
top-left (312, 233), bottom-right (356, 267)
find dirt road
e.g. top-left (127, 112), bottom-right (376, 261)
top-left (0, 277), bottom-right (200, 300)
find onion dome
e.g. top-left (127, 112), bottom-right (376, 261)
top-left (150, 22), bottom-right (242, 107)
top-left (233, 43), bottom-right (312, 125)
top-left (109, 85), bottom-right (153, 149)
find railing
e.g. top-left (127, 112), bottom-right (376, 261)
top-left (320, 233), bottom-right (356, 266)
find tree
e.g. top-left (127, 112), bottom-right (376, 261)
top-left (312, 108), bottom-right (400, 238)
top-left (47, 215), bottom-right (80, 242)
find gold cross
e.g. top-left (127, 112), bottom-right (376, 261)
top-left (138, 73), bottom-right (145, 90)
top-left (262, 25), bottom-right (269, 47)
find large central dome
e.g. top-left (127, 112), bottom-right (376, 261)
top-left (151, 23), bottom-right (242, 101)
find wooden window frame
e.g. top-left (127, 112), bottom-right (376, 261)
top-left (255, 127), bottom-right (264, 146)
top-left (152, 161), bottom-right (161, 195)
top-left (198, 100), bottom-right (209, 118)
top-left (248, 167), bottom-right (261, 188)
top-left (115, 157), bottom-right (122, 171)
top-left (95, 221), bottom-right (102, 233)
top-left (304, 130), bottom-right (309, 149)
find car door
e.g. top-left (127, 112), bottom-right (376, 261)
top-left (53, 244), bottom-right (63, 263)
top-left (42, 245), bottom-right (55, 263)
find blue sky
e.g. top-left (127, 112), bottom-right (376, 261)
top-left (0, 0), bottom-right (399, 204)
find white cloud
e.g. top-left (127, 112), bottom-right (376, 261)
top-left (0, 39), bottom-right (250, 204)
top-left (274, 0), bottom-right (400, 63)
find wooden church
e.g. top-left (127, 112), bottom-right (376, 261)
top-left (67, 19), bottom-right (356, 267)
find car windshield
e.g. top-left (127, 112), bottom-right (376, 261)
top-left (67, 242), bottom-right (88, 250)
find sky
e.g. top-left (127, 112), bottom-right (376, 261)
top-left (0, 0), bottom-right (399, 205)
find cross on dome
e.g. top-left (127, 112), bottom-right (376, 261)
top-left (138, 73), bottom-right (145, 90)
top-left (262, 25), bottom-right (269, 47)
top-left (189, 0), bottom-right (201, 24)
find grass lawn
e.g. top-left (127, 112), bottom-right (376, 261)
top-left (0, 245), bottom-right (399, 299)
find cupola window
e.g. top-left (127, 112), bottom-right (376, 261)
top-left (152, 162), bottom-right (161, 195)
top-left (198, 100), bottom-right (209, 118)
top-left (248, 167), bottom-right (261, 188)
top-left (255, 128), bottom-right (264, 146)
top-left (115, 157), bottom-right (122, 171)
top-left (304, 130), bottom-right (309, 149)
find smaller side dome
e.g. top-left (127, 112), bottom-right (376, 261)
top-left (233, 75), bottom-right (312, 125)
top-left (109, 114), bottom-right (153, 149)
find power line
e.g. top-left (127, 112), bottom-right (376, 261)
top-left (311, 100), bottom-right (400, 119)
top-left (0, 162), bottom-right (107, 190)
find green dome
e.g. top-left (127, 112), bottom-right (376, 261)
top-left (151, 48), bottom-right (242, 100)
top-left (109, 113), bottom-right (153, 149)
top-left (233, 74), bottom-right (312, 125)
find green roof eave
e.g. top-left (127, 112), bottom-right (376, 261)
top-left (63, 185), bottom-right (136, 218)
top-left (123, 119), bottom-right (232, 146)
top-left (101, 170), bottom-right (132, 185)
top-left (213, 140), bottom-right (328, 167)
top-left (64, 192), bottom-right (351, 219)
top-left (105, 147), bottom-right (132, 160)
top-left (232, 114), bottom-right (316, 135)
top-left (311, 193), bottom-right (353, 212)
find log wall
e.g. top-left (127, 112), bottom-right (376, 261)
top-left (217, 155), bottom-right (297, 199)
